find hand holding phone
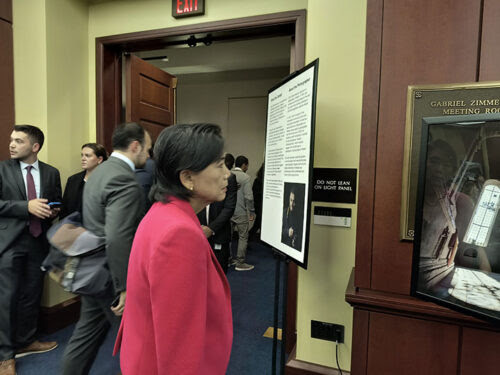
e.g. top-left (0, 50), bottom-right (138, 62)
top-left (111, 295), bottom-right (120, 308)
top-left (48, 202), bottom-right (62, 209)
top-left (110, 291), bottom-right (126, 316)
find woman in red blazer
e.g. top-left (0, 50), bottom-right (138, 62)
top-left (115, 123), bottom-right (233, 374)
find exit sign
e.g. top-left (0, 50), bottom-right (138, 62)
top-left (172, 0), bottom-right (205, 18)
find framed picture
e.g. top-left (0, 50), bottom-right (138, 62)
top-left (411, 113), bottom-right (500, 323)
top-left (401, 82), bottom-right (500, 240)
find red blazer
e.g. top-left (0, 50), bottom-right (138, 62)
top-left (115, 197), bottom-right (233, 374)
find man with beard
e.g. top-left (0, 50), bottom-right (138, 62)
top-left (0, 125), bottom-right (61, 375)
top-left (61, 123), bottom-right (151, 375)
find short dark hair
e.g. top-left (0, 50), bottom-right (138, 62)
top-left (235, 155), bottom-right (248, 168)
top-left (112, 122), bottom-right (145, 151)
top-left (14, 125), bottom-right (44, 150)
top-left (151, 123), bottom-right (224, 203)
top-left (81, 143), bottom-right (108, 162)
top-left (224, 153), bottom-right (234, 170)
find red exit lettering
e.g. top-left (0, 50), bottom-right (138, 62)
top-left (176, 0), bottom-right (199, 14)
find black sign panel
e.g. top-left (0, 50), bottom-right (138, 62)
top-left (312, 168), bottom-right (357, 203)
top-left (172, 0), bottom-right (205, 18)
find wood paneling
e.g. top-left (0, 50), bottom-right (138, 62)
top-left (371, 0), bottom-right (482, 293)
top-left (479, 0), bottom-right (500, 81)
top-left (350, 2), bottom-right (500, 374)
top-left (350, 309), bottom-right (369, 375)
top-left (346, 271), bottom-right (497, 328)
top-left (0, 0), bottom-right (12, 23)
top-left (96, 42), bottom-right (121, 152)
top-left (367, 312), bottom-right (459, 375)
top-left (460, 328), bottom-right (500, 375)
top-left (0, 18), bottom-right (14, 161)
top-left (38, 296), bottom-right (81, 334)
top-left (354, 0), bottom-right (383, 289)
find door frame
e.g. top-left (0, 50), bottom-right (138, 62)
top-left (96, 9), bottom-right (306, 353)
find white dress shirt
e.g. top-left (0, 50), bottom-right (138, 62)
top-left (110, 151), bottom-right (135, 171)
top-left (19, 160), bottom-right (41, 199)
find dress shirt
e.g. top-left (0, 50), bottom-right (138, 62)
top-left (19, 160), bottom-right (40, 198)
top-left (110, 151), bottom-right (135, 171)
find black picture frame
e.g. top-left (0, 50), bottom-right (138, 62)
top-left (260, 58), bottom-right (319, 269)
top-left (412, 113), bottom-right (500, 324)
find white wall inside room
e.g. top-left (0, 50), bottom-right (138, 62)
top-left (176, 68), bottom-right (288, 179)
top-left (227, 96), bottom-right (267, 179)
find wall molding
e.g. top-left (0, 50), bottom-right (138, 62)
top-left (286, 345), bottom-right (349, 375)
top-left (38, 296), bottom-right (81, 334)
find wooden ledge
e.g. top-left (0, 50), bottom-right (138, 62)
top-left (286, 345), bottom-right (348, 375)
top-left (345, 268), bottom-right (499, 330)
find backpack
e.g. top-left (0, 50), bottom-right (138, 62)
top-left (42, 212), bottom-right (112, 297)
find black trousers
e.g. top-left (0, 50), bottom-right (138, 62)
top-left (61, 292), bottom-right (119, 375)
top-left (212, 242), bottom-right (230, 274)
top-left (0, 229), bottom-right (46, 360)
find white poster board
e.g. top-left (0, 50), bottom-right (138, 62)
top-left (261, 59), bottom-right (318, 269)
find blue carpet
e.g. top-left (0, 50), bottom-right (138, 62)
top-left (16, 323), bottom-right (120, 374)
top-left (226, 240), bottom-right (284, 375)
top-left (16, 240), bottom-right (284, 374)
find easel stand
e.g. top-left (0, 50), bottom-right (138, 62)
top-left (271, 249), bottom-right (290, 375)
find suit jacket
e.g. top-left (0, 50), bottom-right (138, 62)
top-left (197, 173), bottom-right (237, 245)
top-left (82, 156), bottom-right (144, 293)
top-left (0, 159), bottom-right (62, 255)
top-left (116, 197), bottom-right (233, 375)
top-left (61, 170), bottom-right (86, 219)
top-left (134, 158), bottom-right (155, 210)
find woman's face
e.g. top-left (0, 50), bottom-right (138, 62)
top-left (81, 147), bottom-right (103, 172)
top-left (191, 157), bottom-right (230, 204)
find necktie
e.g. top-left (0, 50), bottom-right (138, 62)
top-left (26, 166), bottom-right (42, 237)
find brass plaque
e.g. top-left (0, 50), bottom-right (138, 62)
top-left (401, 81), bottom-right (500, 240)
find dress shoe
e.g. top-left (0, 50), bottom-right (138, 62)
top-left (0, 359), bottom-right (15, 375)
top-left (15, 340), bottom-right (58, 358)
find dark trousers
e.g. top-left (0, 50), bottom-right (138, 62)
top-left (211, 242), bottom-right (230, 274)
top-left (0, 230), bottom-right (46, 360)
top-left (61, 293), bottom-right (119, 375)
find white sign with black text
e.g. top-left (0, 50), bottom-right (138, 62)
top-left (261, 60), bottom-right (318, 269)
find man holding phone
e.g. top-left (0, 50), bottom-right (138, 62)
top-left (0, 125), bottom-right (62, 375)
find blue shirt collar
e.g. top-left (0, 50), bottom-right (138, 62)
top-left (19, 159), bottom-right (40, 171)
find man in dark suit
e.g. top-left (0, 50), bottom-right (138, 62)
top-left (0, 125), bottom-right (62, 375)
top-left (61, 123), bottom-right (151, 375)
top-left (197, 154), bottom-right (237, 273)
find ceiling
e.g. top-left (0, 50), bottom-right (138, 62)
top-left (134, 35), bottom-right (291, 75)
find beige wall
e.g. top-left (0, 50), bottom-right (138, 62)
top-left (13, 0), bottom-right (89, 306)
top-left (177, 68), bottom-right (288, 178)
top-left (12, 0), bottom-right (367, 371)
top-left (297, 1), bottom-right (366, 369)
top-left (13, 0), bottom-right (48, 160)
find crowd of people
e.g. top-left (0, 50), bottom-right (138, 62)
top-left (0, 122), bottom-right (264, 375)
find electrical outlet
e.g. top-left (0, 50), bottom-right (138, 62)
top-left (311, 320), bottom-right (344, 343)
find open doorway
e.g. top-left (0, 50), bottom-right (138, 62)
top-left (133, 36), bottom-right (291, 178)
top-left (96, 9), bottom-right (305, 357)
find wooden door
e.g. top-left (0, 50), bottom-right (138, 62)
top-left (125, 54), bottom-right (177, 142)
